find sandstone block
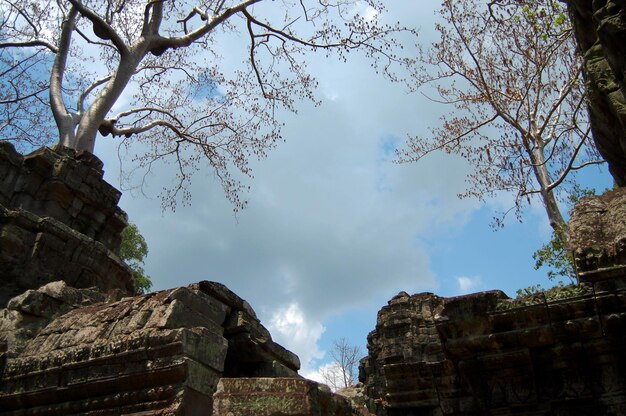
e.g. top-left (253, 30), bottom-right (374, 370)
top-left (213, 378), bottom-right (366, 416)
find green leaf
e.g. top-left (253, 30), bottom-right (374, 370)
top-left (120, 223), bottom-right (152, 294)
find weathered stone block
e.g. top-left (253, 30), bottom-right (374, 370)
top-left (1, 281), bottom-right (303, 415)
top-left (0, 144), bottom-right (135, 304)
top-left (566, 0), bottom-right (626, 185)
top-left (213, 378), bottom-right (367, 416)
top-left (361, 281), bottom-right (626, 415)
top-left (569, 188), bottom-right (626, 283)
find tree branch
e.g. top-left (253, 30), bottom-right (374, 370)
top-left (142, 0), bottom-right (164, 37)
top-left (546, 128), bottom-right (593, 191)
top-left (0, 86), bottom-right (48, 104)
top-left (105, 118), bottom-right (183, 137)
top-left (149, 0), bottom-right (262, 51)
top-left (242, 9), bottom-right (347, 49)
top-left (108, 106), bottom-right (183, 126)
top-left (400, 113), bottom-right (499, 162)
top-left (67, 0), bottom-right (129, 56)
top-left (78, 74), bottom-right (112, 113)
top-left (0, 40), bottom-right (58, 53)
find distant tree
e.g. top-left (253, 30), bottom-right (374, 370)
top-left (0, 0), bottom-right (416, 210)
top-left (120, 222), bottom-right (152, 294)
top-left (397, 0), bottom-right (603, 247)
top-left (321, 337), bottom-right (361, 391)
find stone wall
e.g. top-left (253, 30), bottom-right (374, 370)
top-left (360, 285), bottom-right (626, 415)
top-left (0, 142), bottom-right (368, 415)
top-left (566, 0), bottom-right (626, 186)
top-left (569, 187), bottom-right (626, 287)
top-left (360, 189), bottom-right (626, 416)
top-left (0, 281), bottom-right (301, 415)
top-left (0, 142), bottom-right (133, 304)
top-left (0, 142), bottom-right (127, 250)
top-left (213, 378), bottom-right (370, 415)
top-left (0, 279), bottom-right (369, 415)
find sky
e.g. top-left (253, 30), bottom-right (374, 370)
top-left (90, 0), bottom-right (614, 382)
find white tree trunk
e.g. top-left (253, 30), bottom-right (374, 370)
top-left (74, 50), bottom-right (145, 152)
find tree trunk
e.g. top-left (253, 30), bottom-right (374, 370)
top-left (74, 51), bottom-right (144, 153)
top-left (532, 144), bottom-right (569, 245)
top-left (50, 8), bottom-right (78, 148)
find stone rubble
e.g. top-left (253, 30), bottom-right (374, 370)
top-left (213, 378), bottom-right (372, 416)
top-left (0, 281), bottom-right (300, 415)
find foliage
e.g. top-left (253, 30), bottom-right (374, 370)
top-left (533, 185), bottom-right (597, 281)
top-left (515, 284), bottom-right (544, 299)
top-left (533, 227), bottom-right (576, 281)
top-left (495, 281), bottom-right (589, 310)
top-left (120, 222), bottom-right (152, 294)
top-left (320, 337), bottom-right (362, 391)
top-left (0, 0), bottom-right (417, 210)
top-left (397, 0), bottom-right (603, 243)
top-left (513, 281), bottom-right (588, 304)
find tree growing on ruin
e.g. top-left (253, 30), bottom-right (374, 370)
top-left (120, 222), bottom-right (152, 294)
top-left (320, 337), bottom-right (361, 391)
top-left (397, 0), bottom-right (603, 246)
top-left (0, 0), bottom-right (415, 209)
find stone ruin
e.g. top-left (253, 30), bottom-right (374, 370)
top-left (358, 191), bottom-right (626, 415)
top-left (0, 143), bottom-right (368, 415)
top-left (0, 141), bottom-right (133, 305)
top-left (360, 263), bottom-right (626, 415)
top-left (566, 0), bottom-right (626, 187)
top-left (2, 142), bottom-right (625, 416)
top-left (1, 5), bottom-right (626, 411)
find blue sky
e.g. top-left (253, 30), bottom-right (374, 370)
top-left (85, 0), bottom-right (614, 381)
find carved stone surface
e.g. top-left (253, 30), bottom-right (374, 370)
top-left (0, 142), bottom-right (133, 305)
top-left (566, 0), bottom-right (626, 186)
top-left (360, 287), bottom-right (626, 415)
top-left (0, 281), bottom-right (300, 415)
top-left (569, 187), bottom-right (626, 282)
top-left (213, 378), bottom-right (371, 416)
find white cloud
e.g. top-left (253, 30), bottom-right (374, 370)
top-left (303, 361), bottom-right (341, 390)
top-left (93, 1), bottom-right (479, 371)
top-left (266, 303), bottom-right (326, 374)
top-left (456, 276), bottom-right (482, 294)
top-left (363, 6), bottom-right (378, 21)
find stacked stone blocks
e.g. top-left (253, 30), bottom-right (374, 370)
top-left (0, 281), bottom-right (301, 415)
top-left (0, 143), bottom-right (133, 304)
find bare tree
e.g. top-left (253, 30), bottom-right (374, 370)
top-left (321, 337), bottom-right (361, 391)
top-left (397, 0), bottom-right (603, 245)
top-left (0, 0), bottom-right (416, 209)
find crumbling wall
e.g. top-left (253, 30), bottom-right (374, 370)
top-left (566, 0), bottom-right (626, 186)
top-left (0, 142), bottom-right (364, 416)
top-left (0, 142), bottom-right (133, 304)
top-left (361, 287), bottom-right (626, 415)
top-left (213, 378), bottom-right (370, 416)
top-left (0, 281), bottom-right (301, 415)
top-left (360, 189), bottom-right (626, 416)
